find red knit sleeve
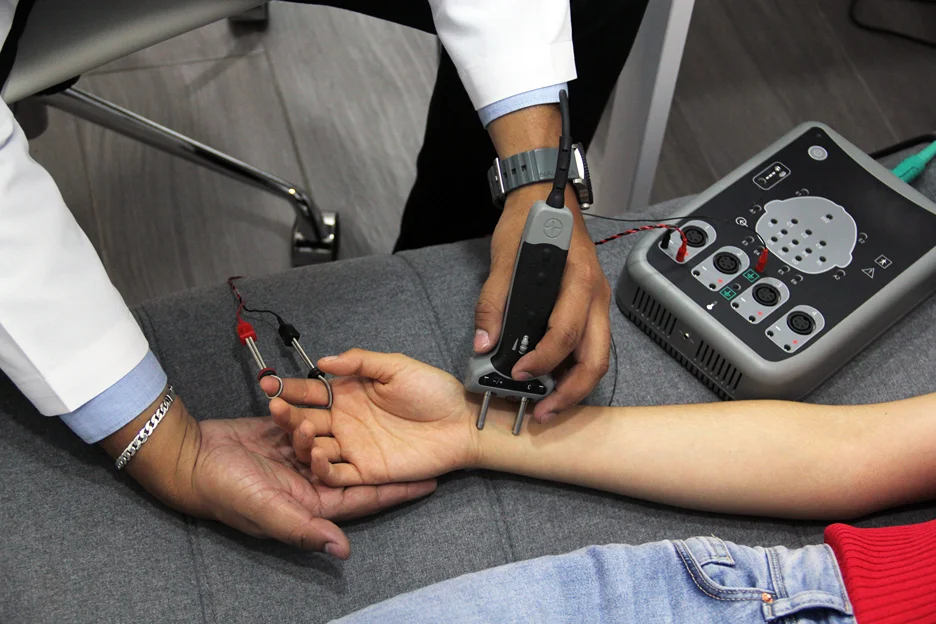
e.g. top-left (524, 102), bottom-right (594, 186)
top-left (826, 520), bottom-right (936, 623)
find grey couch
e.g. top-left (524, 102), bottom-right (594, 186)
top-left (3, 153), bottom-right (935, 623)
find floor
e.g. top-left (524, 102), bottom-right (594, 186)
top-left (26, 0), bottom-right (936, 307)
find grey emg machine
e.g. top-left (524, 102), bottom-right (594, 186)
top-left (617, 123), bottom-right (936, 400)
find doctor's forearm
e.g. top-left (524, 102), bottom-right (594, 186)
top-left (99, 392), bottom-right (202, 513)
top-left (488, 103), bottom-right (564, 159)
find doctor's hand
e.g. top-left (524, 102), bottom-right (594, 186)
top-left (477, 182), bottom-right (612, 424)
top-left (478, 105), bottom-right (612, 425)
top-left (100, 392), bottom-right (436, 560)
top-left (265, 350), bottom-right (480, 487)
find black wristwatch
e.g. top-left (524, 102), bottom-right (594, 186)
top-left (487, 142), bottom-right (593, 209)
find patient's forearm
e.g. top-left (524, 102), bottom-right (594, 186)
top-left (474, 395), bottom-right (936, 520)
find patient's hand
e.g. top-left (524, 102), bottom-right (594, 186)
top-left (263, 350), bottom-right (480, 487)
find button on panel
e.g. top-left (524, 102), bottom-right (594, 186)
top-left (808, 145), bottom-right (828, 161)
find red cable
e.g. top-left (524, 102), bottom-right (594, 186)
top-left (594, 224), bottom-right (689, 261)
top-left (589, 215), bottom-right (770, 271)
top-left (227, 276), bottom-right (247, 323)
top-left (228, 276), bottom-right (259, 345)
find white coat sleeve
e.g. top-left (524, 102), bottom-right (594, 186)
top-left (429, 0), bottom-right (577, 110)
top-left (0, 101), bottom-right (150, 415)
top-left (0, 3), bottom-right (149, 416)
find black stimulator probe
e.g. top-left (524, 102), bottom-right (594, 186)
top-left (464, 90), bottom-right (575, 435)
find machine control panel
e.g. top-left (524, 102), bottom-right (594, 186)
top-left (645, 125), bottom-right (936, 362)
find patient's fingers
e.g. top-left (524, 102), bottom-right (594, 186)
top-left (268, 376), bottom-right (332, 407)
top-left (294, 421), bottom-right (316, 464)
top-left (311, 447), bottom-right (364, 487)
top-left (270, 398), bottom-right (332, 435)
top-left (269, 397), bottom-right (304, 433)
top-left (316, 349), bottom-right (411, 383)
top-left (313, 436), bottom-right (342, 463)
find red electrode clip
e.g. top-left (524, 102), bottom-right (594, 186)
top-left (237, 319), bottom-right (257, 345)
top-left (755, 248), bottom-right (769, 273)
top-left (675, 237), bottom-right (689, 262)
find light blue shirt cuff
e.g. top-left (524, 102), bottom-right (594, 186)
top-left (59, 350), bottom-right (168, 444)
top-left (478, 83), bottom-right (568, 128)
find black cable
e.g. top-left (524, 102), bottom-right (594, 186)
top-left (228, 277), bottom-right (288, 324)
top-left (849, 0), bottom-right (936, 49)
top-left (547, 89), bottom-right (573, 209)
top-left (869, 132), bottom-right (936, 159)
top-left (243, 305), bottom-right (286, 325)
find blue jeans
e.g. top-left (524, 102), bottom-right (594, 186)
top-left (333, 537), bottom-right (855, 623)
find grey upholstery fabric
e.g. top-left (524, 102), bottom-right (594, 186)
top-left (2, 153), bottom-right (935, 623)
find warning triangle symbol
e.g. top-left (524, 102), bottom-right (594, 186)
top-left (862, 267), bottom-right (875, 278)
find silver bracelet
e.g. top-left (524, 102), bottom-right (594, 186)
top-left (115, 386), bottom-right (176, 470)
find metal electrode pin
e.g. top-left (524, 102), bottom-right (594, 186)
top-left (513, 398), bottom-right (529, 436)
top-left (291, 337), bottom-right (316, 372)
top-left (477, 391), bottom-right (492, 430)
top-left (245, 336), bottom-right (266, 370)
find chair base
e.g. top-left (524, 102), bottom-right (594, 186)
top-left (293, 213), bottom-right (339, 265)
top-left (40, 87), bottom-right (338, 266)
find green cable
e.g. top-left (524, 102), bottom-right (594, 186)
top-left (892, 140), bottom-right (936, 184)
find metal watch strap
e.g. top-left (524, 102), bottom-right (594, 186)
top-left (487, 143), bottom-right (592, 209)
top-left (115, 385), bottom-right (176, 470)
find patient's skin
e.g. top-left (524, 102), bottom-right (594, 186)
top-left (264, 350), bottom-right (936, 522)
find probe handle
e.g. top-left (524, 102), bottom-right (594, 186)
top-left (490, 201), bottom-right (574, 377)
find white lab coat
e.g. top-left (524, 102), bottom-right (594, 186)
top-left (0, 0), bottom-right (575, 417)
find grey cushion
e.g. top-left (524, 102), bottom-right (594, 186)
top-left (2, 151), bottom-right (934, 622)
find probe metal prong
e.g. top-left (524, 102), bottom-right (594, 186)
top-left (512, 398), bottom-right (529, 436)
top-left (244, 336), bottom-right (265, 370)
top-left (290, 337), bottom-right (334, 409)
top-left (244, 336), bottom-right (284, 398)
top-left (477, 391), bottom-right (491, 430)
top-left (291, 337), bottom-right (316, 372)
top-left (289, 337), bottom-right (335, 410)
